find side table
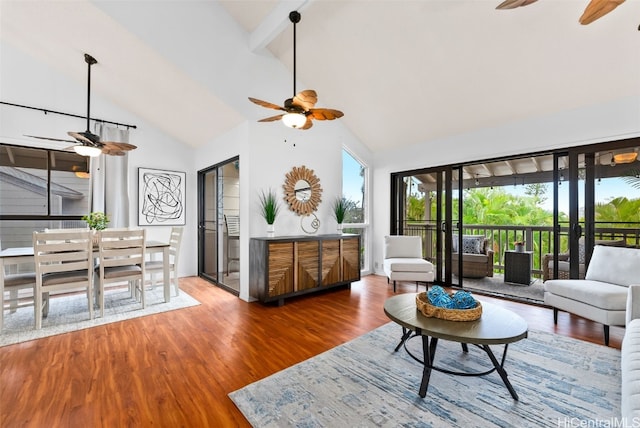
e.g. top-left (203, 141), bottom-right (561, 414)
top-left (504, 250), bottom-right (532, 285)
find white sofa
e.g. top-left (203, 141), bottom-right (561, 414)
top-left (544, 245), bottom-right (640, 346)
top-left (383, 235), bottom-right (434, 292)
top-left (622, 284), bottom-right (640, 422)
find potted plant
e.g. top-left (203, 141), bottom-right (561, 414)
top-left (332, 196), bottom-right (350, 232)
top-left (513, 237), bottom-right (525, 252)
top-left (258, 189), bottom-right (280, 237)
top-left (82, 211), bottom-right (109, 230)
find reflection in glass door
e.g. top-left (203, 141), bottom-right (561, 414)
top-left (198, 156), bottom-right (240, 294)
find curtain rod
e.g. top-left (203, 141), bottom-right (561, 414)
top-left (0, 101), bottom-right (137, 130)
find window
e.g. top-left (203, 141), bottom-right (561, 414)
top-left (342, 149), bottom-right (366, 223)
top-left (0, 144), bottom-right (90, 248)
top-left (342, 149), bottom-right (369, 272)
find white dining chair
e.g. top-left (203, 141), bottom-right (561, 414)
top-left (33, 229), bottom-right (94, 329)
top-left (95, 228), bottom-right (146, 317)
top-left (2, 269), bottom-right (43, 330)
top-left (145, 226), bottom-right (183, 296)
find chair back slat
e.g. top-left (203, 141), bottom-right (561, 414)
top-left (97, 229), bottom-right (146, 271)
top-left (32, 229), bottom-right (94, 328)
top-left (95, 228), bottom-right (146, 317)
top-left (169, 227), bottom-right (184, 261)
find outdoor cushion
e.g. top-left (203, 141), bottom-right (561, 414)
top-left (452, 234), bottom-right (485, 254)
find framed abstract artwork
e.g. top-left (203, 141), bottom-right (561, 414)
top-left (138, 167), bottom-right (186, 226)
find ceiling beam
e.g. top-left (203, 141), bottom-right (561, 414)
top-left (504, 160), bottom-right (517, 175)
top-left (249, 0), bottom-right (311, 53)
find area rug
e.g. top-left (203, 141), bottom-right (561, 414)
top-left (230, 322), bottom-right (621, 427)
top-left (458, 275), bottom-right (545, 304)
top-left (1, 286), bottom-right (200, 347)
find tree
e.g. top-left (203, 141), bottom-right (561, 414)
top-left (407, 194), bottom-right (425, 221)
top-left (524, 183), bottom-right (548, 204)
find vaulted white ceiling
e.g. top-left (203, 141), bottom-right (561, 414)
top-left (1, 0), bottom-right (639, 153)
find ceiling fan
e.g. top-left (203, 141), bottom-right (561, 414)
top-left (26, 53), bottom-right (137, 157)
top-left (496, 0), bottom-right (626, 25)
top-left (248, 11), bottom-right (344, 130)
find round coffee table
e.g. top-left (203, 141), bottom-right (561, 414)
top-left (384, 292), bottom-right (528, 400)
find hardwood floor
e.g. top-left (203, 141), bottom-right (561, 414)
top-left (0, 275), bottom-right (624, 427)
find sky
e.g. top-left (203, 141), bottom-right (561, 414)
top-left (342, 150), bottom-right (364, 205)
top-left (502, 177), bottom-right (640, 215)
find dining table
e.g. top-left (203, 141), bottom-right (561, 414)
top-left (0, 240), bottom-right (171, 331)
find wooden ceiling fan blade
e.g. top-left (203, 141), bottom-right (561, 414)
top-left (25, 134), bottom-right (76, 143)
top-left (248, 97), bottom-right (285, 111)
top-left (300, 116), bottom-right (313, 130)
top-left (292, 90), bottom-right (318, 110)
top-left (101, 147), bottom-right (125, 156)
top-left (496, 0), bottom-right (537, 9)
top-left (309, 108), bottom-right (344, 121)
top-left (102, 141), bottom-right (137, 151)
top-left (579, 0), bottom-right (625, 25)
top-left (258, 114), bottom-right (285, 122)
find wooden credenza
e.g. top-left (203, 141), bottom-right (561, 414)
top-left (250, 234), bottom-right (361, 305)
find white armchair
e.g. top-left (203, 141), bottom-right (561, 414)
top-left (544, 245), bottom-right (640, 346)
top-left (383, 235), bottom-right (434, 292)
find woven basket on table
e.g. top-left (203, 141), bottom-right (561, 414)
top-left (415, 292), bottom-right (482, 321)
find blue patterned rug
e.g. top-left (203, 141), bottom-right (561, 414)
top-left (230, 322), bottom-right (621, 427)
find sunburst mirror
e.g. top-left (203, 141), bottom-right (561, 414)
top-left (283, 165), bottom-right (322, 216)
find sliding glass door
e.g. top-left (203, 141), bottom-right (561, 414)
top-left (391, 136), bottom-right (640, 289)
top-left (197, 156), bottom-right (240, 294)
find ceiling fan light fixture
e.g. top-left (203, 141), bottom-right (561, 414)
top-left (613, 152), bottom-right (638, 164)
top-left (282, 113), bottom-right (307, 129)
top-left (74, 145), bottom-right (102, 157)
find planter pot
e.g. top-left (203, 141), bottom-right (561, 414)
top-left (337, 223), bottom-right (343, 233)
top-left (267, 224), bottom-right (275, 237)
top-left (514, 243), bottom-right (524, 253)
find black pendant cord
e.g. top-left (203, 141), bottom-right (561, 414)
top-left (289, 11), bottom-right (301, 97)
top-left (293, 18), bottom-right (296, 96)
top-left (85, 54), bottom-right (96, 133)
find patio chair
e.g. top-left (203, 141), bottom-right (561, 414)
top-left (451, 235), bottom-right (494, 278)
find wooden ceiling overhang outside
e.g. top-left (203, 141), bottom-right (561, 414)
top-left (413, 140), bottom-right (640, 192)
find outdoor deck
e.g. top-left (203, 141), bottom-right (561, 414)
top-left (453, 273), bottom-right (545, 305)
